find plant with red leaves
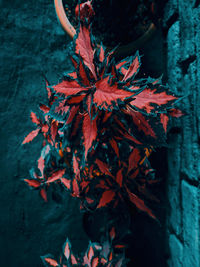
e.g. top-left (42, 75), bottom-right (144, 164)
top-left (41, 228), bottom-right (126, 267)
top-left (22, 0), bottom-right (183, 265)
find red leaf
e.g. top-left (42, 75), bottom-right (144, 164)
top-left (44, 257), bottom-right (58, 267)
top-left (75, 24), bottom-right (97, 79)
top-left (71, 115), bottom-right (82, 137)
top-left (169, 108), bottom-right (184, 118)
top-left (99, 45), bottom-right (105, 62)
top-left (116, 168), bottom-right (123, 187)
top-left (38, 155), bottom-right (45, 176)
top-left (63, 239), bottom-right (70, 259)
top-left (40, 188), bottom-right (47, 202)
top-left (54, 99), bottom-right (69, 114)
top-left (126, 188), bottom-right (156, 219)
top-left (116, 60), bottom-right (127, 70)
top-left (45, 79), bottom-right (52, 100)
top-left (130, 88), bottom-right (177, 114)
top-left (61, 178), bottom-right (71, 190)
top-left (73, 155), bottom-right (79, 175)
top-left (39, 104), bottom-right (50, 114)
top-left (22, 128), bottom-right (40, 144)
top-left (95, 159), bottom-right (114, 178)
top-left (83, 114), bottom-right (97, 160)
top-left (128, 148), bottom-right (141, 173)
top-left (160, 113), bottom-right (169, 133)
top-left (71, 254), bottom-right (78, 265)
top-left (75, 1), bottom-right (95, 21)
top-left (102, 111), bottom-right (112, 123)
top-left (42, 124), bottom-right (49, 133)
top-left (67, 94), bottom-right (86, 104)
top-left (93, 77), bottom-right (134, 109)
top-left (123, 54), bottom-right (140, 81)
top-left (118, 129), bottom-right (142, 145)
top-left (88, 246), bottom-right (94, 262)
top-left (92, 257), bottom-right (99, 267)
top-left (30, 112), bottom-right (40, 125)
top-left (109, 139), bottom-right (119, 157)
top-left (51, 121), bottom-right (58, 142)
top-left (67, 71), bottom-right (77, 79)
top-left (24, 179), bottom-right (41, 188)
top-left (86, 197), bottom-right (94, 204)
top-left (72, 179), bottom-right (80, 197)
top-left (97, 190), bottom-right (115, 208)
top-left (47, 169), bottom-right (66, 184)
top-left (66, 106), bottom-right (79, 124)
top-left (53, 79), bottom-right (88, 97)
top-left (78, 59), bottom-right (91, 86)
top-left (127, 109), bottom-right (156, 138)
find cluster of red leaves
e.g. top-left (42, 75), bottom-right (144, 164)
top-left (23, 0), bottom-right (182, 212)
top-left (41, 228), bottom-right (126, 267)
top-left (22, 2), bottom-right (183, 264)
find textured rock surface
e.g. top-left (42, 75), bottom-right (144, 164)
top-left (165, 0), bottom-right (200, 266)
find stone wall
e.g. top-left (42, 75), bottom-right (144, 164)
top-left (164, 1), bottom-right (200, 266)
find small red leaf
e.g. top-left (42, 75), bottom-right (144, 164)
top-left (51, 121), bottom-right (58, 142)
top-left (38, 155), bottom-right (45, 176)
top-left (130, 88), bottom-right (177, 114)
top-left (83, 114), bottom-right (97, 160)
top-left (75, 1), bottom-right (95, 21)
top-left (160, 113), bottom-right (169, 133)
top-left (97, 190), bottom-right (115, 208)
top-left (88, 246), bottom-right (94, 261)
top-left (39, 104), bottom-right (50, 114)
top-left (30, 112), bottom-right (40, 125)
top-left (116, 168), bottom-right (123, 187)
top-left (109, 139), bottom-right (119, 157)
top-left (86, 197), bottom-right (94, 204)
top-left (71, 254), bottom-right (78, 265)
top-left (53, 79), bottom-right (88, 97)
top-left (128, 148), bottom-right (141, 173)
top-left (72, 179), bottom-right (80, 197)
top-left (78, 59), bottom-right (91, 86)
top-left (169, 108), bottom-right (184, 118)
top-left (95, 159), bottom-right (114, 178)
top-left (63, 240), bottom-right (70, 259)
top-left (41, 124), bottom-right (49, 133)
top-left (92, 257), bottom-right (99, 267)
top-left (126, 188), bottom-right (156, 219)
top-left (47, 169), bottom-right (65, 184)
top-left (24, 179), bottom-right (41, 188)
top-left (66, 106), bottom-right (79, 124)
top-left (44, 257), bottom-right (58, 267)
top-left (22, 128), bottom-right (40, 144)
top-left (75, 24), bottom-right (97, 79)
top-left (126, 109), bottom-right (156, 138)
top-left (99, 45), bottom-right (105, 62)
top-left (61, 178), bottom-right (71, 190)
top-left (40, 188), bottom-right (47, 202)
top-left (123, 54), bottom-right (140, 81)
top-left (54, 99), bottom-right (69, 115)
top-left (73, 155), bottom-right (79, 175)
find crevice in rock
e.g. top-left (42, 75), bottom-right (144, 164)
top-left (179, 55), bottom-right (196, 75)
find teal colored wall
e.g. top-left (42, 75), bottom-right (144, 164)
top-left (164, 0), bottom-right (200, 266)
